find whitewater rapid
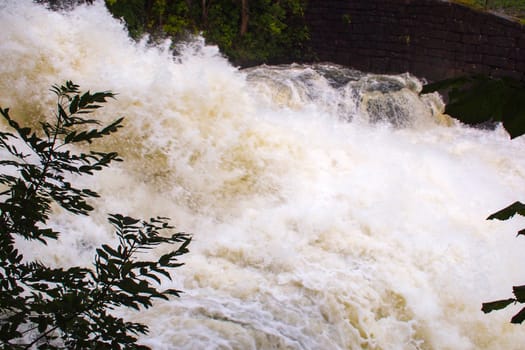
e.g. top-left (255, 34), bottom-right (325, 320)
top-left (2, 1), bottom-right (525, 349)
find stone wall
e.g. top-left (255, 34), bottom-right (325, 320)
top-left (305, 0), bottom-right (525, 81)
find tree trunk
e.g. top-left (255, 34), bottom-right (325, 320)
top-left (240, 0), bottom-right (249, 36)
top-left (202, 0), bottom-right (209, 27)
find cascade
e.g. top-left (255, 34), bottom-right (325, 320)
top-left (1, 1), bottom-right (525, 348)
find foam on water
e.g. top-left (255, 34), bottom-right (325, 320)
top-left (2, 1), bottom-right (525, 349)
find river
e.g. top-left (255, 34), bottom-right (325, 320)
top-left (1, 1), bottom-right (525, 349)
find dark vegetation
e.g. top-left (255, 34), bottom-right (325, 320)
top-left (483, 202), bottom-right (525, 323)
top-left (0, 81), bottom-right (190, 348)
top-left (104, 0), bottom-right (310, 66)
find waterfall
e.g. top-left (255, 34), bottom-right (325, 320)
top-left (2, 1), bottom-right (525, 349)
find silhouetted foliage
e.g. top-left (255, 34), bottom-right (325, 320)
top-left (0, 82), bottom-right (190, 348)
top-left (482, 202), bottom-right (525, 323)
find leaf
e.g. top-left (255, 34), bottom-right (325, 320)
top-left (513, 285), bottom-right (525, 303)
top-left (64, 131), bottom-right (77, 144)
top-left (158, 252), bottom-right (174, 266)
top-left (69, 95), bottom-right (80, 114)
top-left (481, 298), bottom-right (515, 313)
top-left (122, 216), bottom-right (140, 226)
top-left (96, 248), bottom-right (109, 260)
top-left (102, 244), bottom-right (121, 258)
top-left (78, 91), bottom-right (92, 109)
top-left (121, 262), bottom-right (133, 277)
top-left (108, 214), bottom-right (123, 226)
top-left (58, 104), bottom-right (69, 121)
top-left (82, 188), bottom-right (99, 197)
top-left (511, 307), bottom-right (525, 324)
top-left (151, 266), bottom-right (171, 280)
top-left (176, 236), bottom-right (191, 253)
top-left (37, 317), bottom-right (49, 333)
top-left (487, 201), bottom-right (525, 220)
top-left (118, 279), bottom-right (142, 294)
top-left (164, 288), bottom-right (182, 297)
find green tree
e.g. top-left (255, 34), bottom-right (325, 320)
top-left (105, 0), bottom-right (198, 40)
top-left (103, 0), bottom-right (310, 66)
top-left (204, 0), bottom-right (309, 65)
top-left (0, 81), bottom-right (190, 348)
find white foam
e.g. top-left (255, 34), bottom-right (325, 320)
top-left (2, 1), bottom-right (525, 348)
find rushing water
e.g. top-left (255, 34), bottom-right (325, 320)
top-left (2, 1), bottom-right (525, 349)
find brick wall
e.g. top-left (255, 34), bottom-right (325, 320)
top-left (305, 0), bottom-right (525, 81)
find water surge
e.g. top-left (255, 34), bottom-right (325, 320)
top-left (1, 1), bottom-right (525, 349)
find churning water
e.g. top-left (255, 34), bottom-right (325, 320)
top-left (2, 1), bottom-right (525, 349)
